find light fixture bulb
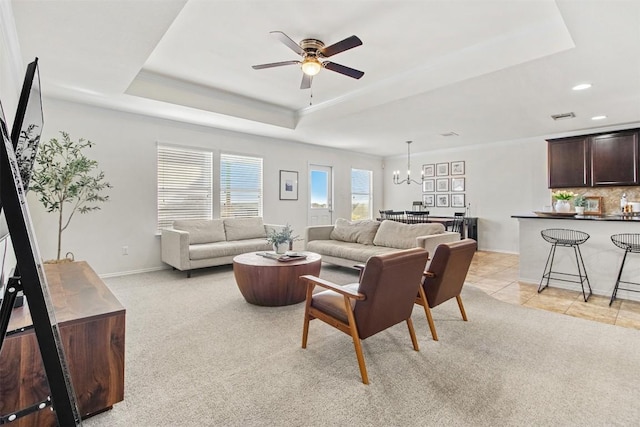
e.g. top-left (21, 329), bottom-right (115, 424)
top-left (301, 57), bottom-right (321, 76)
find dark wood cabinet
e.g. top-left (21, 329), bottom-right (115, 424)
top-left (548, 128), bottom-right (640, 188)
top-left (548, 136), bottom-right (590, 188)
top-left (0, 262), bottom-right (125, 426)
top-left (591, 131), bottom-right (639, 186)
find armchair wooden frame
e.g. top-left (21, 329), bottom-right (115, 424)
top-left (300, 276), bottom-right (419, 385)
top-left (299, 248), bottom-right (428, 384)
top-left (414, 238), bottom-right (476, 341)
top-left (415, 273), bottom-right (468, 341)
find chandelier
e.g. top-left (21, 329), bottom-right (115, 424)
top-left (393, 141), bottom-right (425, 185)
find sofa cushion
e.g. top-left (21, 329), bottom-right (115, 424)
top-left (373, 220), bottom-right (445, 249)
top-left (306, 240), bottom-right (396, 263)
top-left (173, 219), bottom-right (225, 245)
top-left (189, 238), bottom-right (272, 260)
top-left (329, 219), bottom-right (380, 245)
top-left (224, 217), bottom-right (266, 241)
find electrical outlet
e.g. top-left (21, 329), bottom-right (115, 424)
top-left (122, 246), bottom-right (128, 255)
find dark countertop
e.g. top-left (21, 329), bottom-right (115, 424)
top-left (512, 213), bottom-right (640, 222)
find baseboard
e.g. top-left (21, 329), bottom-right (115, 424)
top-left (99, 266), bottom-right (169, 279)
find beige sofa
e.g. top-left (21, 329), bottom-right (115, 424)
top-left (305, 219), bottom-right (460, 268)
top-left (161, 217), bottom-right (281, 277)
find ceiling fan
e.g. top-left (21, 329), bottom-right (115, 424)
top-left (252, 31), bottom-right (364, 89)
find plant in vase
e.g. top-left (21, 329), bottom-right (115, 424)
top-left (551, 190), bottom-right (576, 213)
top-left (266, 224), bottom-right (299, 254)
top-left (573, 194), bottom-right (587, 215)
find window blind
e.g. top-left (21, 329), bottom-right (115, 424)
top-left (220, 153), bottom-right (263, 218)
top-left (351, 168), bottom-right (372, 220)
top-left (157, 145), bottom-right (213, 230)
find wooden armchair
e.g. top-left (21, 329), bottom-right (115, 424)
top-left (416, 239), bottom-right (477, 341)
top-left (299, 248), bottom-right (429, 384)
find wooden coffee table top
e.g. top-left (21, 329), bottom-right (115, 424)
top-left (233, 251), bottom-right (321, 267)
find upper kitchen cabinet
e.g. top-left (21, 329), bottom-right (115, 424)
top-left (591, 130), bottom-right (639, 186)
top-left (548, 136), bottom-right (590, 188)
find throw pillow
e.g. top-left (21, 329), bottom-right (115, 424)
top-left (373, 220), bottom-right (445, 249)
top-left (330, 219), bottom-right (380, 245)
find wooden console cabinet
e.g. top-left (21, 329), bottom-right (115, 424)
top-left (0, 261), bottom-right (125, 426)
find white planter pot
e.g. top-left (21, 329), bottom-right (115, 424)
top-left (555, 200), bottom-right (571, 213)
top-left (575, 206), bottom-right (585, 215)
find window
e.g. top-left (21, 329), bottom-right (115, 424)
top-left (351, 169), bottom-right (372, 220)
top-left (220, 153), bottom-right (263, 218)
top-left (157, 145), bottom-right (213, 230)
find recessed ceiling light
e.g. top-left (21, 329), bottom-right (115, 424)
top-left (572, 83), bottom-right (592, 91)
top-left (591, 115), bottom-right (607, 120)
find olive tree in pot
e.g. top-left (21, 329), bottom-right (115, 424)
top-left (30, 131), bottom-right (112, 262)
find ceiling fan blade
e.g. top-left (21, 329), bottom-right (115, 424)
top-left (323, 61), bottom-right (364, 79)
top-left (252, 60), bottom-right (300, 70)
top-left (321, 35), bottom-right (362, 58)
top-left (300, 74), bottom-right (312, 90)
top-left (270, 31), bottom-right (305, 56)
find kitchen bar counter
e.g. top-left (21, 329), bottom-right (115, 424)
top-left (512, 213), bottom-right (640, 222)
top-left (513, 215), bottom-right (640, 302)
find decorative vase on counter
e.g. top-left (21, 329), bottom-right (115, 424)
top-left (575, 206), bottom-right (585, 215)
top-left (554, 199), bottom-right (571, 213)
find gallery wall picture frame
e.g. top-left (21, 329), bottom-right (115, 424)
top-left (423, 194), bottom-right (435, 207)
top-left (423, 164), bottom-right (435, 177)
top-left (436, 162), bottom-right (449, 176)
top-left (451, 161), bottom-right (465, 175)
top-left (451, 193), bottom-right (465, 207)
top-left (451, 177), bottom-right (465, 192)
top-left (584, 196), bottom-right (602, 215)
top-left (279, 170), bottom-right (298, 200)
top-left (436, 178), bottom-right (449, 192)
top-left (423, 179), bottom-right (435, 192)
top-left (436, 194), bottom-right (450, 207)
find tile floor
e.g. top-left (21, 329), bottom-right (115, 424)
top-left (467, 251), bottom-right (640, 330)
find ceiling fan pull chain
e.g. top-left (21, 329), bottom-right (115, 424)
top-left (309, 88), bottom-right (313, 106)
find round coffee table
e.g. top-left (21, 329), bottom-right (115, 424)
top-left (232, 251), bottom-right (322, 306)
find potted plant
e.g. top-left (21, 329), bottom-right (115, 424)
top-left (551, 190), bottom-right (576, 213)
top-left (266, 224), bottom-right (298, 254)
top-left (30, 131), bottom-right (112, 262)
top-left (573, 194), bottom-right (587, 215)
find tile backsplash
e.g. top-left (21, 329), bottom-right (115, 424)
top-left (551, 186), bottom-right (640, 215)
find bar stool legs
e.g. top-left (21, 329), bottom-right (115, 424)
top-left (538, 229), bottom-right (592, 302)
top-left (609, 234), bottom-right (640, 306)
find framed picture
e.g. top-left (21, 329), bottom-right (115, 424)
top-left (451, 177), bottom-right (465, 192)
top-left (423, 164), bottom-right (435, 177)
top-left (436, 162), bottom-right (449, 176)
top-left (451, 193), bottom-right (465, 207)
top-left (423, 194), bottom-right (435, 207)
top-left (423, 179), bottom-right (435, 192)
top-left (436, 194), bottom-right (449, 207)
top-left (584, 196), bottom-right (602, 215)
top-left (436, 178), bottom-right (449, 192)
top-left (451, 161), bottom-right (465, 175)
top-left (279, 170), bottom-right (298, 200)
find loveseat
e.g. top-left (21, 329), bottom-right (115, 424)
top-left (161, 217), bottom-right (281, 277)
top-left (305, 219), bottom-right (460, 268)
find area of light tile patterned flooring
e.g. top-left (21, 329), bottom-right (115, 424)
top-left (467, 251), bottom-right (640, 330)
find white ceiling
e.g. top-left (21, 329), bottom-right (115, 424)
top-left (11, 0), bottom-right (640, 157)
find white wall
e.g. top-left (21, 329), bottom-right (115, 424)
top-left (383, 138), bottom-right (550, 253)
top-left (26, 98), bottom-right (384, 275)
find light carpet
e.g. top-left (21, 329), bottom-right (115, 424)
top-left (84, 264), bottom-right (640, 426)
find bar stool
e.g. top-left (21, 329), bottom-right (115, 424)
top-left (609, 234), bottom-right (640, 306)
top-left (538, 228), bottom-right (592, 302)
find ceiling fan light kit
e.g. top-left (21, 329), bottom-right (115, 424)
top-left (252, 31), bottom-right (364, 89)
